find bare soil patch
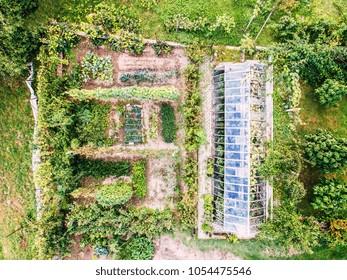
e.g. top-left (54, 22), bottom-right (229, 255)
top-left (153, 235), bottom-right (240, 260)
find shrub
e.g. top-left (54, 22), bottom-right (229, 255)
top-left (316, 79), bottom-right (347, 108)
top-left (206, 158), bottom-right (214, 177)
top-left (311, 179), bottom-right (347, 219)
top-left (132, 162), bottom-right (147, 198)
top-left (96, 181), bottom-right (133, 207)
top-left (137, 0), bottom-right (158, 10)
top-left (330, 220), bottom-right (347, 245)
top-left (160, 103), bottom-right (176, 143)
top-left (85, 27), bottom-right (109, 47)
top-left (118, 236), bottom-right (154, 260)
top-left (152, 40), bottom-right (171, 56)
top-left (109, 31), bottom-right (145, 55)
top-left (304, 129), bottom-right (347, 173)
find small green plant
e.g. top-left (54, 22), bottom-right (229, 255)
top-left (206, 158), bottom-right (214, 177)
top-left (202, 194), bottom-right (213, 234)
top-left (160, 103), bottom-right (176, 143)
top-left (95, 246), bottom-right (108, 256)
top-left (137, 0), bottom-right (158, 10)
top-left (118, 236), bottom-right (154, 260)
top-left (96, 181), bottom-right (133, 207)
top-left (226, 234), bottom-right (238, 243)
top-left (148, 112), bottom-right (158, 139)
top-left (152, 40), bottom-right (171, 56)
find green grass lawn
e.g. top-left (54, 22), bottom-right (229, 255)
top-left (0, 84), bottom-right (37, 259)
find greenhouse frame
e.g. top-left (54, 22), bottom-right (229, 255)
top-left (212, 61), bottom-right (273, 238)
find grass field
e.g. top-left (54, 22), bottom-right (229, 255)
top-left (0, 84), bottom-right (37, 259)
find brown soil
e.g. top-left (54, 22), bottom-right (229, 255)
top-left (153, 235), bottom-right (240, 260)
top-left (140, 158), bottom-right (177, 210)
top-left (68, 235), bottom-right (95, 260)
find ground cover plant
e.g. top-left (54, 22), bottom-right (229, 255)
top-left (160, 103), bottom-right (176, 143)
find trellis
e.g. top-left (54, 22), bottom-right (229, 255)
top-left (124, 104), bottom-right (143, 144)
top-left (212, 61), bottom-right (271, 237)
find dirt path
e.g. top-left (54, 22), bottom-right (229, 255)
top-left (153, 235), bottom-right (240, 260)
top-left (197, 61), bottom-right (214, 239)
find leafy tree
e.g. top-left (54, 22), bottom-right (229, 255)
top-left (312, 179), bottom-right (347, 219)
top-left (118, 236), bottom-right (154, 260)
top-left (304, 129), bottom-right (347, 173)
top-left (316, 79), bottom-right (347, 108)
top-left (96, 181), bottom-right (133, 207)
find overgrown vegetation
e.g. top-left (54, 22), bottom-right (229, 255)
top-left (132, 162), bottom-right (147, 199)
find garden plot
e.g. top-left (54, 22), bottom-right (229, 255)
top-left (140, 157), bottom-right (178, 210)
top-left (74, 40), bottom-right (189, 90)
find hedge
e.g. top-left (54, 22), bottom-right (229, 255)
top-left (68, 86), bottom-right (180, 101)
top-left (160, 103), bottom-right (176, 143)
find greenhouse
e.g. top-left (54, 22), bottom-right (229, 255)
top-left (212, 61), bottom-right (273, 238)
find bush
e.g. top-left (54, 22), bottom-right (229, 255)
top-left (160, 103), bottom-right (176, 143)
top-left (316, 79), bottom-right (347, 108)
top-left (312, 179), bottom-right (347, 219)
top-left (259, 207), bottom-right (322, 254)
top-left (118, 236), bottom-right (154, 260)
top-left (69, 86), bottom-right (180, 101)
top-left (96, 181), bottom-right (133, 207)
top-left (330, 220), bottom-right (347, 245)
top-left (304, 129), bottom-right (347, 173)
top-left (132, 162), bottom-right (147, 198)
top-left (152, 40), bottom-right (171, 56)
top-left (202, 194), bottom-right (213, 234)
top-left (109, 31), bottom-right (145, 55)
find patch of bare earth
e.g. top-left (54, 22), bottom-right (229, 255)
top-left (153, 235), bottom-right (240, 260)
top-left (140, 158), bottom-right (177, 210)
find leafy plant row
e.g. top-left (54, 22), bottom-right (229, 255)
top-left (160, 103), bottom-right (176, 143)
top-left (69, 86), bottom-right (180, 101)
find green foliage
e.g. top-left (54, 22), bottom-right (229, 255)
top-left (85, 27), bottom-right (109, 47)
top-left (75, 157), bottom-right (131, 179)
top-left (164, 14), bottom-right (235, 36)
top-left (183, 64), bottom-right (205, 152)
top-left (160, 103), bottom-right (176, 143)
top-left (119, 69), bottom-right (179, 85)
top-left (80, 51), bottom-right (113, 83)
top-left (137, 0), bottom-right (158, 11)
top-left (206, 158), bottom-right (214, 177)
top-left (311, 179), bottom-right (347, 219)
top-left (304, 129), bottom-right (347, 173)
top-left (201, 194), bottom-right (213, 234)
top-left (118, 236), bottom-right (154, 260)
top-left (316, 79), bottom-right (347, 108)
top-left (96, 181), bottom-right (133, 207)
top-left (109, 31), bottom-right (145, 55)
top-left (0, 0), bottom-right (40, 80)
top-left (74, 100), bottom-right (112, 147)
top-left (240, 33), bottom-right (256, 56)
top-left (259, 207), bottom-right (322, 254)
top-left (87, 3), bottom-right (140, 33)
top-left (178, 192), bottom-right (198, 230)
top-left (226, 234), bottom-right (238, 244)
top-left (330, 220), bottom-right (347, 245)
top-left (69, 86), bottom-right (180, 101)
top-left (152, 40), bottom-right (172, 56)
top-left (132, 162), bottom-right (147, 199)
